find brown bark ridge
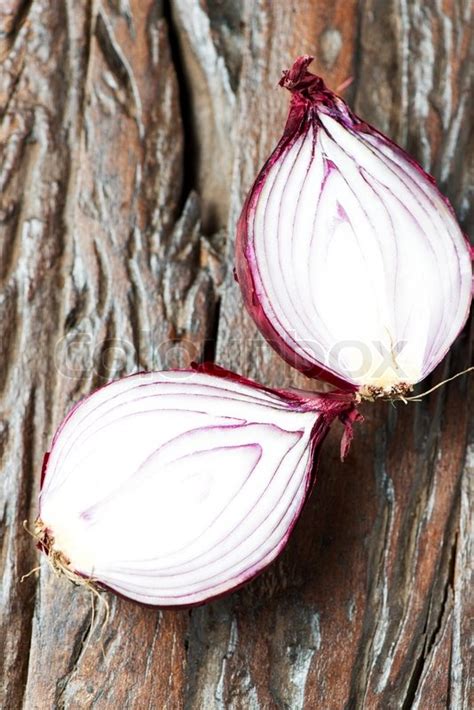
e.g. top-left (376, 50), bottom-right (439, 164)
top-left (0, 1), bottom-right (472, 708)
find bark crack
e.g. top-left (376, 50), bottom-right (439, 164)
top-left (0, 0), bottom-right (33, 62)
top-left (95, 8), bottom-right (144, 138)
top-left (401, 533), bottom-right (458, 709)
top-left (54, 610), bottom-right (95, 709)
top-left (202, 296), bottom-right (221, 365)
top-left (162, 0), bottom-right (198, 217)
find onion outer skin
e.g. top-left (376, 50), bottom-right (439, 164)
top-left (36, 364), bottom-right (359, 608)
top-left (236, 56), bottom-right (472, 395)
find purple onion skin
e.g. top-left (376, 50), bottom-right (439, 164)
top-left (236, 56), bottom-right (473, 391)
top-left (194, 363), bottom-right (357, 417)
top-left (37, 363), bottom-right (359, 609)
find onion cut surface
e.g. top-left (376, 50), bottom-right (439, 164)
top-left (236, 56), bottom-right (472, 397)
top-left (37, 365), bottom-right (357, 607)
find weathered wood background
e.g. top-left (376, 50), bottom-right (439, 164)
top-left (0, 1), bottom-right (472, 708)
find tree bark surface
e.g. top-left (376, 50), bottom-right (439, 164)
top-left (0, 1), bottom-right (472, 708)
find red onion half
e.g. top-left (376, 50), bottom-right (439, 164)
top-left (236, 56), bottom-right (472, 399)
top-left (36, 365), bottom-right (358, 607)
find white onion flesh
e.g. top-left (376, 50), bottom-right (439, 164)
top-left (237, 57), bottom-right (472, 394)
top-left (38, 368), bottom-right (352, 607)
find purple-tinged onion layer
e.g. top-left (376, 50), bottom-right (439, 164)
top-left (236, 56), bottom-right (472, 398)
top-left (36, 364), bottom-right (358, 607)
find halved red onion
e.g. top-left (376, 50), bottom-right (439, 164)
top-left (236, 56), bottom-right (472, 399)
top-left (36, 365), bottom-right (358, 607)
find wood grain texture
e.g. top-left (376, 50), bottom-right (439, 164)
top-left (0, 0), bottom-right (472, 708)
